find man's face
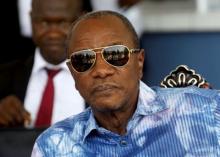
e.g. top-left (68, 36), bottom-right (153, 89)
top-left (31, 0), bottom-right (82, 65)
top-left (67, 16), bottom-right (144, 112)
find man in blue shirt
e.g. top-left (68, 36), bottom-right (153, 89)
top-left (31, 11), bottom-right (220, 157)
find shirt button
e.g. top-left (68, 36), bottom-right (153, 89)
top-left (120, 140), bottom-right (127, 146)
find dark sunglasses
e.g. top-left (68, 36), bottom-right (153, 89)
top-left (67, 45), bottom-right (140, 73)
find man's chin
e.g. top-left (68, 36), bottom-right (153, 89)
top-left (42, 50), bottom-right (66, 64)
top-left (45, 55), bottom-right (65, 65)
top-left (91, 100), bottom-right (122, 112)
top-left (47, 46), bottom-right (63, 54)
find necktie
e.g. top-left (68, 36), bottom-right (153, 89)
top-left (35, 68), bottom-right (61, 128)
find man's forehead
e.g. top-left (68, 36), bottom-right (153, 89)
top-left (72, 15), bottom-right (127, 36)
top-left (68, 18), bottom-right (134, 53)
top-left (71, 16), bottom-right (126, 38)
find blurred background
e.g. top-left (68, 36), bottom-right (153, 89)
top-left (138, 0), bottom-right (220, 89)
top-left (1, 0), bottom-right (220, 88)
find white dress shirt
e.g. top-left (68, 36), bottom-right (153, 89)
top-left (24, 48), bottom-right (85, 127)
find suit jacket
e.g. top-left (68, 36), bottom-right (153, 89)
top-left (0, 1), bottom-right (35, 64)
top-left (0, 56), bottom-right (34, 102)
top-left (0, 56), bottom-right (89, 108)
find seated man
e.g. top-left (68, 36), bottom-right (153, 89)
top-left (31, 11), bottom-right (220, 157)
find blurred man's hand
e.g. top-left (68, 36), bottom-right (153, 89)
top-left (0, 95), bottom-right (31, 127)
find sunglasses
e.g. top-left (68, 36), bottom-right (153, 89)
top-left (67, 45), bottom-right (140, 73)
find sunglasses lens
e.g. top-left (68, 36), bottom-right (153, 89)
top-left (70, 50), bottom-right (95, 72)
top-left (103, 45), bottom-right (129, 66)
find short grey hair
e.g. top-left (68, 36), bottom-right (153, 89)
top-left (67, 10), bottom-right (139, 51)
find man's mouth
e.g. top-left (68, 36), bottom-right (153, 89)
top-left (92, 84), bottom-right (119, 94)
top-left (46, 42), bottom-right (62, 47)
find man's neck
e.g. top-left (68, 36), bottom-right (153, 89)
top-left (93, 102), bottom-right (137, 135)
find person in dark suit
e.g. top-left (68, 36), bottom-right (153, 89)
top-left (0, 0), bottom-right (92, 127)
top-left (0, 1), bottom-right (35, 64)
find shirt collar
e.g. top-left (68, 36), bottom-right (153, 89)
top-left (32, 48), bottom-right (69, 74)
top-left (83, 109), bottom-right (99, 142)
top-left (82, 81), bottom-right (168, 141)
top-left (133, 81), bottom-right (168, 117)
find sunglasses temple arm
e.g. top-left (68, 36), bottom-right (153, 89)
top-left (131, 49), bottom-right (141, 53)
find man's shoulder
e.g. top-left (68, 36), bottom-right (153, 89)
top-left (36, 109), bottom-right (91, 146)
top-left (0, 56), bottom-right (34, 71)
top-left (149, 86), bottom-right (220, 114)
top-left (0, 56), bottom-right (34, 79)
top-left (0, 56), bottom-right (34, 99)
top-left (152, 86), bottom-right (219, 99)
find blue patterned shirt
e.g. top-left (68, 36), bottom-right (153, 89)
top-left (31, 81), bottom-right (220, 157)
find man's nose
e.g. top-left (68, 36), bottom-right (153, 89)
top-left (90, 52), bottom-right (115, 79)
top-left (46, 24), bottom-right (63, 38)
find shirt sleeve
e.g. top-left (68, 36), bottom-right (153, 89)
top-left (31, 143), bottom-right (43, 157)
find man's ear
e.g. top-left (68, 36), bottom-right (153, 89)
top-left (66, 62), bottom-right (76, 85)
top-left (137, 49), bottom-right (145, 80)
top-left (66, 61), bottom-right (74, 77)
top-left (66, 62), bottom-right (78, 90)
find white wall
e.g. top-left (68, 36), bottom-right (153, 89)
top-left (142, 0), bottom-right (220, 32)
